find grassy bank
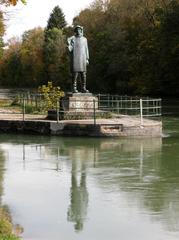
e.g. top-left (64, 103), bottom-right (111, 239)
top-left (0, 208), bottom-right (20, 240)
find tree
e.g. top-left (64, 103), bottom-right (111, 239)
top-left (46, 6), bottom-right (67, 30)
top-left (0, 0), bottom-right (26, 56)
top-left (43, 6), bottom-right (69, 89)
top-left (73, 0), bottom-right (179, 96)
top-left (0, 11), bottom-right (5, 59)
top-left (20, 27), bottom-right (45, 86)
top-left (43, 28), bottom-right (69, 87)
top-left (0, 37), bottom-right (22, 86)
top-left (0, 28), bottom-right (45, 87)
top-left (154, 0), bottom-right (179, 95)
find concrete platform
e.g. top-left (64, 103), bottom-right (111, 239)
top-left (0, 113), bottom-right (162, 137)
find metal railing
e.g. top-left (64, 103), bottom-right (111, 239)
top-left (0, 93), bottom-right (162, 125)
top-left (0, 94), bottom-right (47, 121)
top-left (96, 94), bottom-right (162, 118)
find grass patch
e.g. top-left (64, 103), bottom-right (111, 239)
top-left (0, 99), bottom-right (12, 108)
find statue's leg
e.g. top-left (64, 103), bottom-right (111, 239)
top-left (81, 72), bottom-right (89, 93)
top-left (73, 72), bottom-right (78, 93)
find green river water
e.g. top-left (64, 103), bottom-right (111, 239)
top-left (0, 101), bottom-right (179, 240)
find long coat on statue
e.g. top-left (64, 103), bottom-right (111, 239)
top-left (68, 35), bottom-right (89, 72)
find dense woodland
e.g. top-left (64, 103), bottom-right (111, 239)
top-left (0, 0), bottom-right (179, 96)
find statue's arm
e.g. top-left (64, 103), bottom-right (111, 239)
top-left (67, 36), bottom-right (74, 52)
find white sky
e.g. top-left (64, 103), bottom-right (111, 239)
top-left (3, 0), bottom-right (94, 41)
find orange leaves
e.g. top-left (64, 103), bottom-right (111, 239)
top-left (8, 0), bottom-right (26, 6)
top-left (9, 0), bottom-right (18, 5)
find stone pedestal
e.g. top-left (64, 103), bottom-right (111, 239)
top-left (62, 93), bottom-right (98, 112)
top-left (47, 93), bottom-right (112, 120)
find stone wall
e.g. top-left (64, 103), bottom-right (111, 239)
top-left (0, 119), bottom-right (162, 137)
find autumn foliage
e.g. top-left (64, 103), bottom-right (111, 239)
top-left (8, 0), bottom-right (26, 5)
top-left (0, 1), bottom-right (179, 97)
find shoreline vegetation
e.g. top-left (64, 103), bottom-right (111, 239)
top-left (0, 207), bottom-right (21, 240)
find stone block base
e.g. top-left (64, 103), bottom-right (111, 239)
top-left (61, 93), bottom-right (98, 112)
top-left (47, 110), bottom-right (112, 120)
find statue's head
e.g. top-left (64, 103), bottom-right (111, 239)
top-left (74, 25), bottom-right (83, 37)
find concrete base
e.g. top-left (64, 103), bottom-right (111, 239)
top-left (47, 109), bottom-right (112, 120)
top-left (0, 117), bottom-right (162, 138)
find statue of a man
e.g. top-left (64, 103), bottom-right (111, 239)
top-left (67, 25), bottom-right (89, 93)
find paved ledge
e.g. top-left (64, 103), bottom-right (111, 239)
top-left (0, 114), bottom-right (162, 137)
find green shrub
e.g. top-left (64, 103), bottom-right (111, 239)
top-left (38, 81), bottom-right (64, 111)
top-left (24, 104), bottom-right (36, 114)
top-left (0, 234), bottom-right (20, 240)
top-left (0, 208), bottom-right (20, 240)
top-left (0, 219), bottom-right (12, 235)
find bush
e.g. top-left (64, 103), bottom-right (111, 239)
top-left (0, 219), bottom-right (12, 235)
top-left (24, 104), bottom-right (37, 114)
top-left (0, 234), bottom-right (20, 240)
top-left (38, 81), bottom-right (64, 111)
top-left (0, 208), bottom-right (20, 240)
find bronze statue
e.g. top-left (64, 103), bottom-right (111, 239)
top-left (67, 25), bottom-right (89, 93)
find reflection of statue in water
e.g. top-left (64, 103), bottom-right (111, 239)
top-left (67, 157), bottom-right (88, 232)
top-left (67, 25), bottom-right (89, 93)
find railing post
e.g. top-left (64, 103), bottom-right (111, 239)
top-left (93, 99), bottom-right (96, 125)
top-left (159, 99), bottom-right (162, 116)
top-left (140, 98), bottom-right (143, 126)
top-left (56, 99), bottom-right (59, 123)
top-left (98, 93), bottom-right (100, 109)
top-left (117, 100), bottom-right (119, 114)
top-left (108, 94), bottom-right (110, 110)
top-left (35, 95), bottom-right (38, 109)
top-left (23, 95), bottom-right (25, 121)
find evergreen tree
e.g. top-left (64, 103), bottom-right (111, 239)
top-left (46, 6), bottom-right (67, 30)
top-left (43, 6), bottom-right (69, 89)
top-left (43, 28), bottom-right (69, 88)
